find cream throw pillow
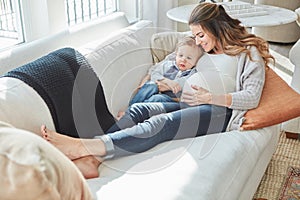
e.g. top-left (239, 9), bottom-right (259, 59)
top-left (0, 77), bottom-right (55, 134)
top-left (0, 122), bottom-right (92, 200)
top-left (150, 31), bottom-right (191, 63)
top-left (241, 67), bottom-right (300, 130)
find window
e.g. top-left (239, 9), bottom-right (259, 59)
top-left (0, 0), bottom-right (23, 49)
top-left (65, 0), bottom-right (118, 26)
top-left (0, 0), bottom-right (139, 51)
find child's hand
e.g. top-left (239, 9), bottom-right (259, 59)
top-left (156, 80), bottom-right (170, 92)
top-left (160, 79), bottom-right (181, 94)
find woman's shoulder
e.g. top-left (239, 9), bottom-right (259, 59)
top-left (248, 45), bottom-right (260, 54)
top-left (239, 45), bottom-right (259, 55)
top-left (236, 45), bottom-right (265, 75)
top-left (237, 45), bottom-right (263, 62)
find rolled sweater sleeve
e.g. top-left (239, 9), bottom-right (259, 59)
top-left (229, 47), bottom-right (265, 110)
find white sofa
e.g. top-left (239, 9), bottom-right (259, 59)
top-left (282, 38), bottom-right (300, 136)
top-left (0, 13), bottom-right (299, 200)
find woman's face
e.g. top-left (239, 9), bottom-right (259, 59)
top-left (190, 24), bottom-right (222, 54)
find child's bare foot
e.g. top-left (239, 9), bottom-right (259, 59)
top-left (40, 125), bottom-right (90, 160)
top-left (73, 156), bottom-right (102, 179)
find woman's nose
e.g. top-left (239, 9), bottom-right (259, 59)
top-left (195, 37), bottom-right (201, 45)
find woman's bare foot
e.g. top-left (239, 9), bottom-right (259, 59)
top-left (73, 156), bottom-right (102, 179)
top-left (40, 125), bottom-right (90, 160)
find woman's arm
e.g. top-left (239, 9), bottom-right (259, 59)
top-left (230, 47), bottom-right (266, 110)
top-left (181, 85), bottom-right (232, 107)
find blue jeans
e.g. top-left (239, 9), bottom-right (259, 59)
top-left (106, 102), bottom-right (232, 158)
top-left (129, 81), bottom-right (176, 105)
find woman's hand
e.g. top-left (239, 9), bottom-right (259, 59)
top-left (181, 85), bottom-right (212, 106)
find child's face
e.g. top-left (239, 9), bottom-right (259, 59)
top-left (175, 45), bottom-right (201, 71)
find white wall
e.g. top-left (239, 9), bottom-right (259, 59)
top-left (140, 0), bottom-right (178, 31)
top-left (20, 0), bottom-right (67, 42)
top-left (178, 0), bottom-right (198, 31)
top-left (179, 0), bottom-right (198, 6)
top-left (119, 0), bottom-right (139, 23)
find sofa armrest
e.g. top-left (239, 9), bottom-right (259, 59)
top-left (296, 7), bottom-right (300, 28)
top-left (282, 39), bottom-right (300, 135)
top-left (0, 125), bottom-right (92, 199)
top-left (289, 39), bottom-right (300, 93)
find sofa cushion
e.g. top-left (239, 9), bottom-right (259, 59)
top-left (296, 7), bottom-right (300, 26)
top-left (241, 67), bottom-right (300, 130)
top-left (0, 77), bottom-right (55, 134)
top-left (79, 20), bottom-right (155, 116)
top-left (0, 122), bottom-right (92, 200)
top-left (87, 125), bottom-right (280, 200)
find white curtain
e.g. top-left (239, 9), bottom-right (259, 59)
top-left (139, 0), bottom-right (178, 31)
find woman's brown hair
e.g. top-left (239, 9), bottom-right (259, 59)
top-left (188, 2), bottom-right (274, 67)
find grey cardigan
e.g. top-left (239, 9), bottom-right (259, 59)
top-left (226, 46), bottom-right (265, 131)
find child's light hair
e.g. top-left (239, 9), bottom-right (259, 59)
top-left (175, 36), bottom-right (204, 58)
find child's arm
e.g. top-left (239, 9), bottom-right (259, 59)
top-left (138, 74), bottom-right (151, 89)
top-left (150, 62), bottom-right (168, 82)
top-left (136, 54), bottom-right (176, 89)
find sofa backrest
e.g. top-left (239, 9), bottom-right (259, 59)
top-left (79, 20), bottom-right (155, 116)
top-left (0, 12), bottom-right (129, 75)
